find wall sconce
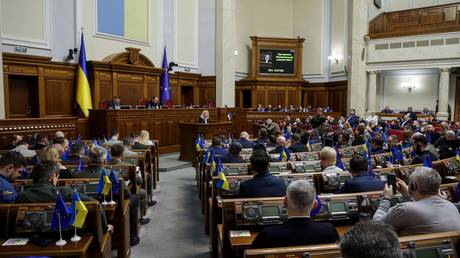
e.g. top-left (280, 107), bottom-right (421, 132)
top-left (328, 55), bottom-right (339, 64)
top-left (403, 84), bottom-right (416, 93)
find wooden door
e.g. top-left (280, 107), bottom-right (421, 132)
top-left (8, 75), bottom-right (39, 118)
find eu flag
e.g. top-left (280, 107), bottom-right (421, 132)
top-left (160, 46), bottom-right (172, 107)
top-left (335, 149), bottom-right (345, 170)
top-left (423, 153), bottom-right (433, 168)
top-left (51, 191), bottom-right (72, 230)
top-left (310, 195), bottom-right (322, 217)
top-left (109, 169), bottom-right (120, 195)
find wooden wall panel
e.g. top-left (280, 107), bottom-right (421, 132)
top-left (45, 79), bottom-right (75, 116)
top-left (118, 82), bottom-right (144, 105)
top-left (369, 3), bottom-right (460, 39)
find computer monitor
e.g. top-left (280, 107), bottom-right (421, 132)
top-left (84, 182), bottom-right (99, 195)
top-left (261, 206), bottom-right (280, 219)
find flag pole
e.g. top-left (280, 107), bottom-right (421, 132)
top-left (56, 211), bottom-right (67, 246)
top-left (102, 193), bottom-right (108, 206)
top-left (109, 188), bottom-right (115, 205)
top-left (71, 189), bottom-right (81, 242)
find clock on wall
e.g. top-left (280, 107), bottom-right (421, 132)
top-left (374, 0), bottom-right (382, 9)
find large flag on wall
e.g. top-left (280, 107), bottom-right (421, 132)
top-left (160, 46), bottom-right (172, 107)
top-left (76, 33), bottom-right (93, 117)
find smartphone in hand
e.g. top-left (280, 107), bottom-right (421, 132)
top-left (387, 173), bottom-right (397, 195)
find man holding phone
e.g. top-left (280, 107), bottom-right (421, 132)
top-left (372, 167), bottom-right (460, 236)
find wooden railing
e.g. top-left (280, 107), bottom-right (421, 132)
top-left (369, 3), bottom-right (460, 39)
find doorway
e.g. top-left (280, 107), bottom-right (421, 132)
top-left (8, 75), bottom-right (39, 118)
top-left (181, 86), bottom-right (194, 106)
top-left (242, 90), bottom-right (252, 108)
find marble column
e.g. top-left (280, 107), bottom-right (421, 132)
top-left (367, 70), bottom-right (377, 114)
top-left (437, 67), bottom-right (450, 121)
top-left (347, 0), bottom-right (368, 117)
top-left (215, 0), bottom-right (236, 107)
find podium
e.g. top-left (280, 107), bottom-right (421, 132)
top-left (178, 121), bottom-right (233, 162)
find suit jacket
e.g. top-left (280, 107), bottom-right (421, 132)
top-left (337, 171), bottom-right (385, 194)
top-left (252, 217), bottom-right (339, 248)
top-left (239, 171), bottom-right (286, 198)
top-left (109, 101), bottom-right (121, 109)
top-left (132, 142), bottom-right (148, 150)
top-left (346, 114), bottom-right (359, 127)
top-left (434, 137), bottom-right (460, 159)
top-left (145, 101), bottom-right (161, 109)
top-left (61, 155), bottom-right (85, 165)
top-left (289, 143), bottom-right (308, 153)
top-left (237, 138), bottom-right (254, 149)
top-left (411, 150), bottom-right (439, 165)
top-left (211, 146), bottom-right (228, 157)
top-left (219, 153), bottom-right (245, 163)
top-left (199, 117), bottom-right (208, 124)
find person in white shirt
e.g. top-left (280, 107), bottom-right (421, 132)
top-left (320, 147), bottom-right (344, 174)
top-left (366, 112), bottom-right (379, 125)
top-left (12, 140), bottom-right (37, 158)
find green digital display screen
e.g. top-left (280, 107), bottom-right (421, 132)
top-left (262, 206), bottom-right (279, 217)
top-left (414, 248), bottom-right (438, 258)
top-left (330, 202), bottom-right (347, 213)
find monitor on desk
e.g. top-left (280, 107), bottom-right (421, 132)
top-left (330, 202), bottom-right (347, 213)
top-left (23, 210), bottom-right (55, 232)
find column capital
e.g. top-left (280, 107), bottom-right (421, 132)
top-left (367, 70), bottom-right (378, 74)
top-left (439, 67), bottom-right (451, 72)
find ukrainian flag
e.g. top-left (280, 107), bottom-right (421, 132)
top-left (76, 33), bottom-right (93, 117)
top-left (70, 190), bottom-right (88, 228)
top-left (96, 170), bottom-right (112, 195)
top-left (456, 150), bottom-right (460, 163)
top-left (215, 157), bottom-right (229, 190)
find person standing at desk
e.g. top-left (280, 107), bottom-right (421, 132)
top-left (146, 96), bottom-right (161, 109)
top-left (199, 110), bottom-right (210, 124)
top-left (109, 96), bottom-right (121, 110)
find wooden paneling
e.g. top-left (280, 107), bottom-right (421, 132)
top-left (0, 117), bottom-right (79, 148)
top-left (197, 76), bottom-right (216, 107)
top-left (369, 3), bottom-right (460, 39)
top-left (305, 80), bottom-right (347, 113)
top-left (3, 53), bottom-right (77, 118)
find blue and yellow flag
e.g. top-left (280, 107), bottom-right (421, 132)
top-left (96, 170), bottom-right (112, 195)
top-left (109, 169), bottom-right (120, 195)
top-left (76, 33), bottom-right (93, 117)
top-left (335, 149), bottom-right (345, 170)
top-left (77, 158), bottom-right (84, 172)
top-left (215, 157), bottom-right (229, 190)
top-left (456, 150), bottom-right (460, 163)
top-left (277, 147), bottom-right (290, 162)
top-left (310, 194), bottom-right (322, 217)
top-left (69, 190), bottom-right (88, 228)
top-left (51, 191), bottom-right (72, 230)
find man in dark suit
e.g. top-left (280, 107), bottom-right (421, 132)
top-left (410, 134), bottom-right (438, 165)
top-left (61, 143), bottom-right (86, 165)
top-left (434, 130), bottom-right (460, 159)
top-left (310, 108), bottom-right (326, 129)
top-left (289, 134), bottom-right (307, 153)
top-left (199, 110), bottom-right (210, 124)
top-left (404, 107), bottom-right (417, 121)
top-left (425, 124), bottom-right (441, 144)
top-left (345, 108), bottom-right (359, 128)
top-left (4, 134), bottom-right (22, 150)
top-left (370, 133), bottom-right (386, 154)
top-left (220, 142), bottom-right (245, 163)
top-left (30, 134), bottom-right (48, 150)
top-left (337, 155), bottom-right (385, 193)
top-left (210, 136), bottom-right (228, 157)
top-left (252, 180), bottom-right (339, 248)
top-left (237, 131), bottom-right (254, 148)
top-left (145, 96), bottom-right (161, 109)
top-left (109, 96), bottom-right (122, 110)
top-left (239, 150), bottom-right (286, 197)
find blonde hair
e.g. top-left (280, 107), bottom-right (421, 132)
top-left (39, 146), bottom-right (61, 163)
top-left (320, 147), bottom-right (337, 166)
top-left (139, 130), bottom-right (151, 145)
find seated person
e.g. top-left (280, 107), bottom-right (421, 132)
top-left (321, 147), bottom-right (344, 174)
top-left (131, 132), bottom-right (148, 150)
top-left (122, 137), bottom-right (139, 156)
top-left (370, 133), bottom-right (386, 154)
top-left (288, 134), bottom-right (307, 153)
top-left (372, 167), bottom-right (460, 236)
top-left (340, 221), bottom-right (403, 258)
top-left (106, 129), bottom-right (122, 146)
top-left (387, 134), bottom-right (400, 150)
top-left (308, 129), bottom-right (322, 144)
top-left (336, 133), bottom-right (350, 148)
top-left (209, 136), bottom-right (228, 157)
top-left (401, 130), bottom-right (413, 149)
top-left (409, 134), bottom-right (438, 165)
top-left (237, 131), bottom-right (254, 149)
top-left (199, 110), bottom-right (210, 124)
top-left (239, 150), bottom-right (286, 197)
top-left (11, 140), bottom-right (37, 158)
top-left (425, 124), bottom-right (441, 144)
top-left (0, 152), bottom-right (27, 203)
top-left (139, 130), bottom-right (154, 146)
top-left (254, 128), bottom-right (269, 146)
top-left (404, 106), bottom-right (417, 121)
top-left (252, 180), bottom-right (339, 248)
top-left (53, 137), bottom-right (69, 153)
top-left (269, 136), bottom-right (288, 154)
top-left (265, 119), bottom-right (280, 135)
top-left (40, 146), bottom-right (67, 170)
top-left (220, 142), bottom-right (245, 163)
top-left (291, 122), bottom-right (302, 135)
top-left (434, 130), bottom-right (460, 159)
top-left (337, 155), bottom-right (385, 193)
top-left (109, 96), bottom-right (121, 109)
top-left (61, 143), bottom-right (85, 165)
top-left (5, 134), bottom-right (22, 150)
top-left (16, 161), bottom-right (112, 233)
top-left (30, 134), bottom-right (48, 150)
top-left (145, 96), bottom-right (161, 109)
top-left (109, 143), bottom-right (155, 211)
top-left (64, 146), bottom-right (142, 246)
top-left (380, 106), bottom-right (395, 114)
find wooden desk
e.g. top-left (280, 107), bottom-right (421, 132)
top-left (0, 235), bottom-right (93, 257)
top-left (178, 121), bottom-right (233, 161)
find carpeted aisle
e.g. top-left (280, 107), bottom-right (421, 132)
top-left (130, 155), bottom-right (209, 258)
